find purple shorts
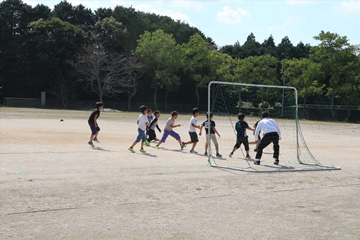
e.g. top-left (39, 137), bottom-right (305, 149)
top-left (88, 122), bottom-right (100, 135)
top-left (160, 130), bottom-right (180, 143)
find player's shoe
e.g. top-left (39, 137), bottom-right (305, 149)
top-left (204, 151), bottom-right (208, 156)
top-left (144, 141), bottom-right (150, 146)
top-left (228, 153), bottom-right (233, 158)
top-left (93, 138), bottom-right (100, 143)
top-left (155, 145), bottom-right (160, 149)
top-left (246, 154), bottom-right (251, 159)
top-left (128, 147), bottom-right (135, 153)
top-left (274, 159), bottom-right (279, 165)
top-left (190, 149), bottom-right (197, 154)
top-left (140, 148), bottom-right (146, 153)
top-left (181, 142), bottom-right (187, 150)
top-left (216, 153), bottom-right (222, 158)
top-left (88, 141), bottom-right (95, 147)
top-left (254, 160), bottom-right (261, 165)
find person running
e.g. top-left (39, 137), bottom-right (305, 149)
top-left (229, 113), bottom-right (254, 159)
top-left (128, 105), bottom-right (149, 153)
top-left (253, 112), bottom-right (281, 165)
top-left (155, 111), bottom-right (186, 150)
top-left (145, 110), bottom-right (161, 146)
top-left (183, 108), bottom-right (201, 153)
top-left (88, 102), bottom-right (103, 147)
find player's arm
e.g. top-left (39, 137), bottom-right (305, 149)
top-left (94, 114), bottom-right (99, 126)
top-left (213, 126), bottom-right (220, 138)
top-left (156, 124), bottom-right (161, 132)
top-left (254, 123), bottom-right (261, 141)
top-left (191, 123), bottom-right (201, 129)
top-left (170, 123), bottom-right (180, 128)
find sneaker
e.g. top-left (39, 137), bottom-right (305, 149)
top-left (128, 147), bottom-right (135, 153)
top-left (246, 154), bottom-right (251, 159)
top-left (274, 159), bottom-right (279, 165)
top-left (181, 142), bottom-right (187, 150)
top-left (93, 138), bottom-right (100, 143)
top-left (144, 141), bottom-right (150, 146)
top-left (190, 149), bottom-right (198, 154)
top-left (155, 145), bottom-right (160, 149)
top-left (140, 148), bottom-right (146, 153)
top-left (254, 149), bottom-right (257, 152)
top-left (88, 141), bottom-right (95, 147)
top-left (204, 151), bottom-right (208, 156)
top-left (216, 153), bottom-right (222, 157)
top-left (254, 160), bottom-right (261, 165)
top-left (229, 153), bottom-right (233, 158)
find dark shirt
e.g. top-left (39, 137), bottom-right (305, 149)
top-left (148, 117), bottom-right (161, 132)
top-left (202, 120), bottom-right (216, 134)
top-left (235, 120), bottom-right (249, 138)
top-left (88, 109), bottom-right (100, 124)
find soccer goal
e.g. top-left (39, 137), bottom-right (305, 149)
top-left (206, 81), bottom-right (341, 172)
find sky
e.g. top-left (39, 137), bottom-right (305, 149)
top-left (23, 0), bottom-right (360, 47)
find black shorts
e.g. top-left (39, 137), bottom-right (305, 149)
top-left (234, 137), bottom-right (249, 150)
top-left (189, 132), bottom-right (199, 143)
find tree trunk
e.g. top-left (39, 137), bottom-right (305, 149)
top-left (127, 88), bottom-right (137, 110)
top-left (331, 92), bottom-right (335, 120)
top-left (165, 90), bottom-right (168, 111)
top-left (303, 97), bottom-right (307, 119)
top-left (153, 85), bottom-right (158, 110)
top-left (195, 82), bottom-right (200, 107)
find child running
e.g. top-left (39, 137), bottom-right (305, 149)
top-left (88, 102), bottom-right (103, 147)
top-left (145, 109), bottom-right (154, 140)
top-left (199, 112), bottom-right (222, 157)
top-left (145, 110), bottom-right (161, 146)
top-left (229, 113), bottom-right (254, 159)
top-left (155, 111), bottom-right (186, 150)
top-left (183, 107), bottom-right (201, 153)
top-left (128, 105), bottom-right (149, 153)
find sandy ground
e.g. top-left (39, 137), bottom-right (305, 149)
top-left (0, 108), bottom-right (360, 240)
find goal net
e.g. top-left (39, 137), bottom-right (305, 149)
top-left (206, 81), bottom-right (341, 172)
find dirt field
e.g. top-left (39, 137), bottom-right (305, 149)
top-left (1, 107), bottom-right (360, 240)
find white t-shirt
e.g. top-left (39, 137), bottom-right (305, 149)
top-left (138, 114), bottom-right (148, 131)
top-left (254, 118), bottom-right (281, 141)
top-left (188, 116), bottom-right (197, 132)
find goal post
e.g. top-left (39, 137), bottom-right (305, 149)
top-left (206, 81), bottom-right (341, 172)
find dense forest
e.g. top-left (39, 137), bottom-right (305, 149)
top-left (1, 0), bottom-right (359, 119)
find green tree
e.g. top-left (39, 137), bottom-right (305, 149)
top-left (311, 31), bottom-right (356, 119)
top-left (282, 58), bottom-right (324, 118)
top-left (136, 30), bottom-right (182, 109)
top-left (94, 16), bottom-right (128, 53)
top-left (234, 55), bottom-right (279, 105)
top-left (183, 33), bottom-right (215, 107)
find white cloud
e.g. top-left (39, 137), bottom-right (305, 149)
top-left (340, 0), bottom-right (360, 12)
top-left (268, 25), bottom-right (286, 33)
top-left (131, 3), bottom-right (196, 27)
top-left (285, 15), bottom-right (306, 25)
top-left (285, 0), bottom-right (315, 5)
top-left (23, 0), bottom-right (37, 6)
top-left (171, 0), bottom-right (203, 11)
top-left (216, 6), bottom-right (250, 25)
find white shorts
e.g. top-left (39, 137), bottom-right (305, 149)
top-left (205, 133), bottom-right (218, 147)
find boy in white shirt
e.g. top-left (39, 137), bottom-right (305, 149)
top-left (128, 105), bottom-right (149, 153)
top-left (184, 108), bottom-right (201, 153)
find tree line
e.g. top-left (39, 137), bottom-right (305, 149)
top-left (1, 0), bottom-right (359, 120)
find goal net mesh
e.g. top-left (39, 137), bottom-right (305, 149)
top-left (206, 82), bottom-right (340, 172)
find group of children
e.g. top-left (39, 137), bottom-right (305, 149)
top-left (88, 103), bottom-right (281, 165)
top-left (127, 105), bottom-right (222, 157)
